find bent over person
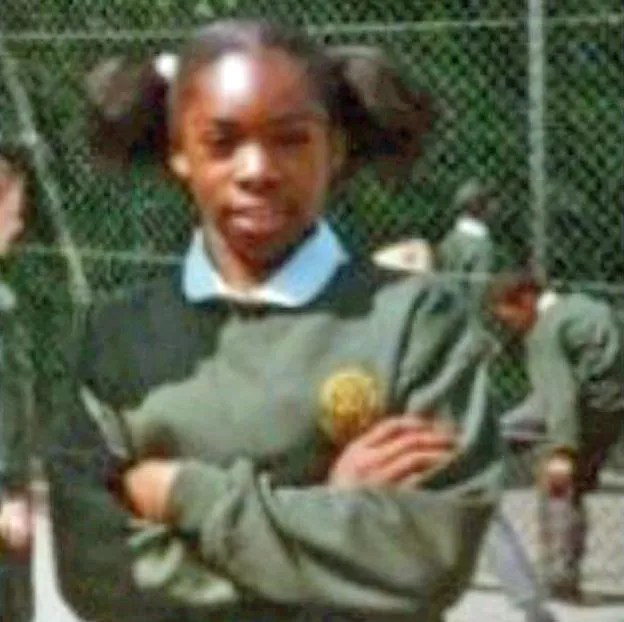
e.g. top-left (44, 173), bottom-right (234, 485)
top-left (46, 20), bottom-right (501, 622)
top-left (490, 271), bottom-right (624, 601)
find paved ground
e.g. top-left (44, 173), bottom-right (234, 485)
top-left (449, 590), bottom-right (624, 622)
top-left (32, 484), bottom-right (81, 622)
top-left (30, 483), bottom-right (624, 622)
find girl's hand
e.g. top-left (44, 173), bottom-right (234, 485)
top-left (328, 416), bottom-right (457, 488)
top-left (123, 459), bottom-right (183, 522)
top-left (540, 452), bottom-right (575, 498)
top-left (0, 494), bottom-right (33, 555)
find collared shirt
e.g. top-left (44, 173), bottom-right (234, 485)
top-left (372, 238), bottom-right (434, 274)
top-left (455, 215), bottom-right (489, 238)
top-left (182, 220), bottom-right (348, 308)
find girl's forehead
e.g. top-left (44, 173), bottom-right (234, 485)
top-left (184, 50), bottom-right (324, 122)
top-left (211, 54), bottom-right (260, 102)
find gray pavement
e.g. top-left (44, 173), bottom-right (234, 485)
top-left (32, 484), bottom-right (82, 622)
top-left (449, 591), bottom-right (624, 622)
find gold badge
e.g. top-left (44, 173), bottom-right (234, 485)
top-left (319, 366), bottom-right (382, 446)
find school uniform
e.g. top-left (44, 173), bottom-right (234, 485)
top-left (437, 219), bottom-right (555, 621)
top-left (46, 222), bottom-right (501, 622)
top-left (0, 281), bottom-right (34, 622)
top-left (526, 291), bottom-right (624, 596)
top-left (436, 215), bottom-right (493, 312)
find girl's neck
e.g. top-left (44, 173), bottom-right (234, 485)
top-left (201, 226), bottom-right (316, 290)
top-left (202, 229), bottom-right (266, 289)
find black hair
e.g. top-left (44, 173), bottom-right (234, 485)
top-left (463, 193), bottom-right (496, 220)
top-left (85, 57), bottom-right (169, 168)
top-left (0, 144), bottom-right (29, 183)
top-left (487, 270), bottom-right (537, 300)
top-left (452, 178), bottom-right (499, 222)
top-left (485, 257), bottom-right (546, 310)
top-left (85, 19), bottom-right (433, 185)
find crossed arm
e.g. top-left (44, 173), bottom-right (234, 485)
top-left (46, 288), bottom-right (501, 619)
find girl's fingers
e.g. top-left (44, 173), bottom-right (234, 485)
top-left (372, 449), bottom-right (455, 484)
top-left (360, 415), bottom-right (450, 447)
top-left (366, 429), bottom-right (456, 470)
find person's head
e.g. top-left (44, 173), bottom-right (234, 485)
top-left (486, 271), bottom-right (542, 334)
top-left (86, 20), bottom-right (432, 272)
top-left (0, 150), bottom-right (27, 257)
top-left (167, 21), bottom-right (345, 268)
top-left (453, 178), bottom-right (498, 222)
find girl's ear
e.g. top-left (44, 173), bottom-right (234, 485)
top-left (169, 152), bottom-right (191, 180)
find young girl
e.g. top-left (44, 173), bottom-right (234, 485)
top-left (47, 20), bottom-right (501, 622)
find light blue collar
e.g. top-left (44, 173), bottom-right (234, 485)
top-left (182, 221), bottom-right (348, 308)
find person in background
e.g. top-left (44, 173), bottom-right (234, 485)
top-left (0, 147), bottom-right (34, 622)
top-left (436, 186), bottom-right (555, 621)
top-left (372, 179), bottom-right (497, 305)
top-left (374, 177), bottom-right (555, 622)
top-left (489, 270), bottom-right (624, 601)
top-left (45, 19), bottom-right (501, 622)
top-left (436, 178), bottom-right (498, 312)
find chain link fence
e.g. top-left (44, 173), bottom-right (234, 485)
top-left (1, 0), bottom-right (623, 597)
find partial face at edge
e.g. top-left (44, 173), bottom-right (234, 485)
top-left (171, 49), bottom-right (336, 266)
top-left (491, 289), bottom-right (538, 334)
top-left (0, 172), bottom-right (26, 256)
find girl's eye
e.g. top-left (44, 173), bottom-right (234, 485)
top-left (273, 128), bottom-right (311, 148)
top-left (202, 133), bottom-right (238, 156)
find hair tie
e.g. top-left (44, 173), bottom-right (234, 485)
top-left (153, 53), bottom-right (179, 83)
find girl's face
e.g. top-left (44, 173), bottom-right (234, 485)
top-left (0, 173), bottom-right (25, 257)
top-left (171, 48), bottom-right (336, 267)
top-left (491, 289), bottom-right (537, 334)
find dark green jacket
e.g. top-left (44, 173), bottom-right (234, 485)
top-left (46, 262), bottom-right (501, 622)
top-left (525, 292), bottom-right (624, 459)
top-left (0, 281), bottom-right (34, 492)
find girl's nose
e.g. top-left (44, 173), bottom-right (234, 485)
top-left (234, 142), bottom-right (280, 192)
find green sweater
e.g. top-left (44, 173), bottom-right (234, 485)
top-left (46, 262), bottom-right (501, 622)
top-left (0, 282), bottom-right (34, 492)
top-left (525, 292), bottom-right (624, 459)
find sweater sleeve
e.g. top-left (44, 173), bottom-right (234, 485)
top-left (45, 309), bottom-right (243, 622)
top-left (532, 327), bottom-right (581, 452)
top-left (166, 459), bottom-right (495, 615)
top-left (561, 301), bottom-right (624, 416)
top-left (535, 300), bottom-right (624, 453)
top-left (0, 309), bottom-right (35, 491)
top-left (159, 283), bottom-right (501, 615)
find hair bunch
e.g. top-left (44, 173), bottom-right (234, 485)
top-left (85, 20), bottom-right (434, 185)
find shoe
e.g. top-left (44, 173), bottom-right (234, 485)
top-left (548, 581), bottom-right (582, 603)
top-left (522, 600), bottom-right (558, 622)
top-left (526, 609), bottom-right (558, 622)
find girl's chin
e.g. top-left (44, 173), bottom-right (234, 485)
top-left (227, 223), bottom-right (295, 252)
top-left (228, 212), bottom-right (290, 239)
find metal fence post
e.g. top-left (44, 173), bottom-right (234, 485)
top-left (527, 0), bottom-right (547, 280)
